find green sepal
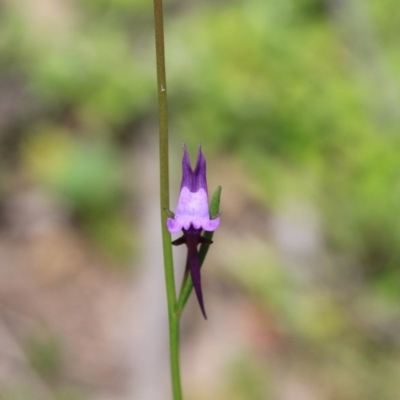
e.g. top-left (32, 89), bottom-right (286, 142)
top-left (164, 208), bottom-right (175, 218)
top-left (209, 186), bottom-right (222, 220)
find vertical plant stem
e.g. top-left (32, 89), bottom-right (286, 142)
top-left (170, 312), bottom-right (182, 399)
top-left (153, 0), bottom-right (183, 399)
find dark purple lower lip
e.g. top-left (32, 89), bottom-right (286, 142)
top-left (171, 226), bottom-right (212, 319)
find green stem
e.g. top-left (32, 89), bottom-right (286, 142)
top-left (153, 0), bottom-right (183, 399)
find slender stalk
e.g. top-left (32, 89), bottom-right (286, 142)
top-left (153, 0), bottom-right (183, 399)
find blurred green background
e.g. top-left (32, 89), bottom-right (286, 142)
top-left (1, 0), bottom-right (400, 399)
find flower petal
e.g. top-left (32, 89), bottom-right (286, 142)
top-left (200, 216), bottom-right (220, 232)
top-left (166, 187), bottom-right (220, 234)
top-left (176, 187), bottom-right (209, 218)
top-left (166, 217), bottom-right (183, 233)
top-left (181, 143), bottom-right (194, 191)
top-left (181, 144), bottom-right (208, 192)
top-left (187, 241), bottom-right (207, 319)
top-left (192, 146), bottom-right (207, 192)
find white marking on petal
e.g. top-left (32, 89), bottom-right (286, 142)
top-left (166, 187), bottom-right (220, 232)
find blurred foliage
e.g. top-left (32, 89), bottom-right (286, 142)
top-left (0, 0), bottom-right (400, 398)
top-left (22, 128), bottom-right (124, 215)
top-left (0, 387), bottom-right (86, 400)
top-left (25, 333), bottom-right (63, 380)
top-left (226, 353), bottom-right (270, 400)
top-left (21, 127), bottom-right (134, 262)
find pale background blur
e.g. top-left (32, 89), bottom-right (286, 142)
top-left (1, 0), bottom-right (400, 399)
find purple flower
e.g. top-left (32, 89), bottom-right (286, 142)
top-left (167, 144), bottom-right (220, 318)
top-left (167, 144), bottom-right (220, 234)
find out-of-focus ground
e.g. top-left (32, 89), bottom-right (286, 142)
top-left (1, 0), bottom-right (400, 399)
